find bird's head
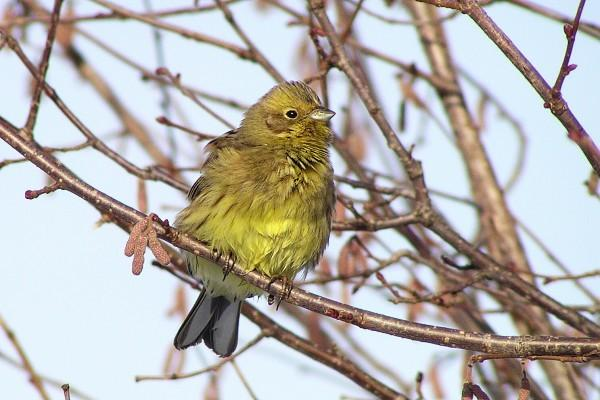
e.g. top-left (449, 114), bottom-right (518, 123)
top-left (241, 81), bottom-right (335, 145)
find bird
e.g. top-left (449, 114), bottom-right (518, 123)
top-left (173, 80), bottom-right (335, 356)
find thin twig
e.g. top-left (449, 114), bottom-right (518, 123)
top-left (89, 0), bottom-right (282, 81)
top-left (214, 0), bottom-right (284, 82)
top-left (0, 314), bottom-right (50, 400)
top-left (143, 0), bottom-right (176, 158)
top-left (24, 0), bottom-right (64, 137)
top-left (503, 0), bottom-right (600, 40)
top-left (550, 0), bottom-right (586, 97)
top-left (340, 0), bottom-right (364, 41)
top-left (74, 28), bottom-right (248, 111)
top-left (157, 68), bottom-right (235, 129)
top-left (156, 116), bottom-right (216, 141)
top-left (0, 1), bottom-right (243, 29)
top-left (0, 350), bottom-right (94, 400)
top-left (135, 333), bottom-right (265, 381)
top-left (0, 30), bottom-right (187, 192)
top-left (230, 359), bottom-right (259, 400)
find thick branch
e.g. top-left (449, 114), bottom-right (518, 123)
top-left (1, 117), bottom-right (599, 358)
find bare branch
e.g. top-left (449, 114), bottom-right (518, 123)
top-left (1, 117), bottom-right (599, 359)
top-left (0, 313), bottom-right (50, 400)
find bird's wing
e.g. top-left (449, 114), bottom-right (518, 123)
top-left (205, 129), bottom-right (240, 153)
top-left (187, 129), bottom-right (240, 200)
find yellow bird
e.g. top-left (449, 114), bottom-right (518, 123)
top-left (174, 81), bottom-right (335, 356)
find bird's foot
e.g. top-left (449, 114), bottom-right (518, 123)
top-left (267, 276), bottom-right (293, 310)
top-left (221, 253), bottom-right (236, 281)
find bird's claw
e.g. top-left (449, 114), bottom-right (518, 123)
top-left (267, 276), bottom-right (293, 310)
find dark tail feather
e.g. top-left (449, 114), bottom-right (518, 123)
top-left (174, 289), bottom-right (242, 357)
top-left (202, 297), bottom-right (242, 356)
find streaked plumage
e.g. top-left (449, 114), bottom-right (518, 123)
top-left (174, 81), bottom-right (335, 356)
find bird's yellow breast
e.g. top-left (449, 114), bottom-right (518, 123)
top-left (177, 148), bottom-right (333, 299)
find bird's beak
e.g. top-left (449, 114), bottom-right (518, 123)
top-left (310, 108), bottom-right (335, 122)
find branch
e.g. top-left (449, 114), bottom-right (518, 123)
top-left (0, 313), bottom-right (50, 400)
top-left (214, 0), bottom-right (284, 82)
top-left (504, 0), bottom-right (600, 40)
top-left (308, 0), bottom-right (430, 207)
top-left (550, 0), bottom-right (586, 98)
top-left (0, 350), bottom-right (92, 400)
top-left (0, 1), bottom-right (242, 28)
top-left (1, 117), bottom-right (599, 359)
top-left (24, 0), bottom-right (64, 137)
top-left (88, 0), bottom-right (282, 82)
top-left (418, 0), bottom-right (600, 176)
top-left (308, 0), bottom-right (600, 339)
top-left (135, 332), bottom-right (265, 381)
top-left (242, 304), bottom-right (407, 400)
top-left (0, 29), bottom-right (187, 192)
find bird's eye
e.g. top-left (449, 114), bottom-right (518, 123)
top-left (285, 109), bottom-right (298, 119)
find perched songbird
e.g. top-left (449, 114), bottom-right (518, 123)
top-left (174, 81), bottom-right (335, 356)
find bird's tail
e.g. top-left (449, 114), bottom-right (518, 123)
top-left (174, 289), bottom-right (242, 357)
